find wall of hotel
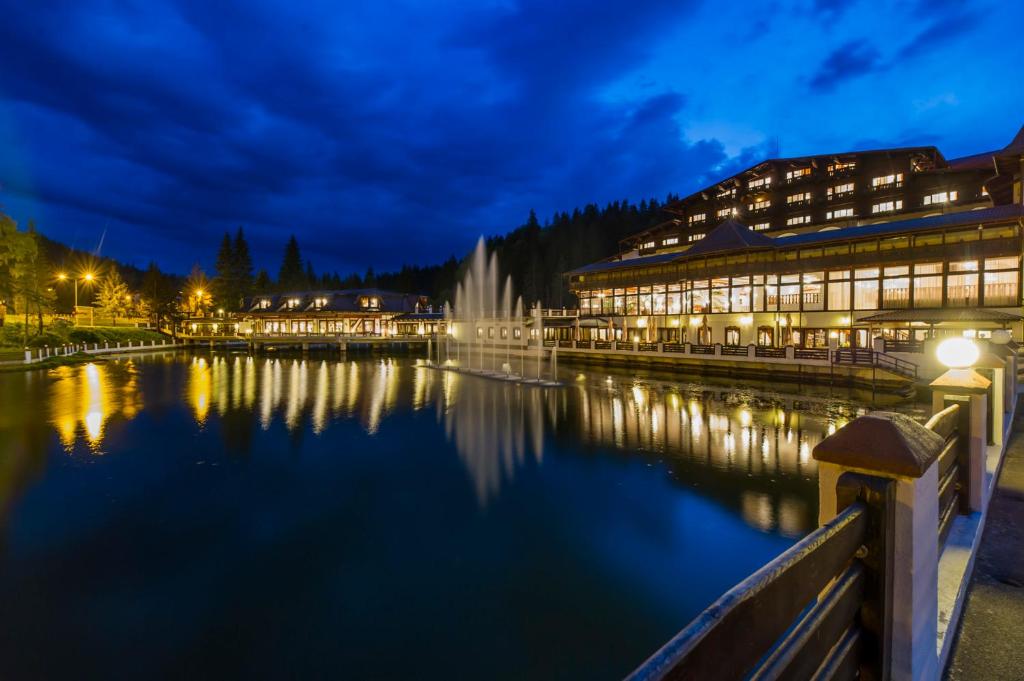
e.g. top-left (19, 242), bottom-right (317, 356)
top-left (574, 226), bottom-right (1024, 346)
top-left (642, 153), bottom-right (990, 251)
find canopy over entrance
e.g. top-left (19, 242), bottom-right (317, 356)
top-left (853, 309), bottom-right (1024, 325)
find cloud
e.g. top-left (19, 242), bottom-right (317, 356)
top-left (807, 41), bottom-right (883, 92)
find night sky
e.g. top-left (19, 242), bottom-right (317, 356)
top-left (0, 0), bottom-right (1021, 276)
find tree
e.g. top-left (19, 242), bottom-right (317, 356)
top-left (97, 269), bottom-right (131, 322)
top-left (141, 261), bottom-right (178, 330)
top-left (363, 266), bottom-right (376, 288)
top-left (278, 235), bottom-right (304, 290)
top-left (183, 265), bottom-right (212, 316)
top-left (254, 269), bottom-right (271, 292)
top-left (213, 232), bottom-right (235, 305)
top-left (232, 227), bottom-right (254, 298)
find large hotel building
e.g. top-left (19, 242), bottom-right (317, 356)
top-left (567, 125), bottom-right (1024, 348)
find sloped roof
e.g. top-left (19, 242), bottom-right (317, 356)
top-left (682, 218), bottom-right (775, 257)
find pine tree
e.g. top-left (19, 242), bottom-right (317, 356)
top-left (278, 235), bottom-right (304, 291)
top-left (232, 227), bottom-right (254, 299)
top-left (213, 232), bottom-right (235, 306)
top-left (305, 260), bottom-right (316, 288)
top-left (363, 266), bottom-right (376, 287)
top-left (254, 269), bottom-right (271, 292)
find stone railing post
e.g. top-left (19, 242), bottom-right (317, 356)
top-left (713, 342), bottom-right (721, 357)
top-left (987, 336), bottom-right (1016, 417)
top-left (930, 369), bottom-right (989, 511)
top-left (747, 343), bottom-right (756, 359)
top-left (975, 351), bottom-right (1005, 445)
top-left (24, 349), bottom-right (32, 363)
top-left (784, 345), bottom-right (795, 361)
top-left (814, 412), bottom-right (945, 680)
top-left (684, 342), bottom-right (691, 355)
top-left (872, 336), bottom-right (886, 353)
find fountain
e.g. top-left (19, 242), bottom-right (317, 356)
top-left (434, 237), bottom-right (561, 386)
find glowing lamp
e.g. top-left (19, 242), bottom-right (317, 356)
top-left (689, 316), bottom-right (701, 326)
top-left (195, 289), bottom-right (204, 298)
top-left (636, 318), bottom-right (647, 328)
top-left (739, 315), bottom-right (753, 326)
top-left (778, 317), bottom-right (788, 327)
top-left (57, 272), bottom-right (68, 281)
top-left (840, 316), bottom-right (851, 325)
top-left (936, 337), bottom-right (979, 369)
top-left (83, 273), bottom-right (95, 282)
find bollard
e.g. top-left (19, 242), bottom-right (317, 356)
top-left (24, 349), bottom-right (31, 362)
top-left (815, 412), bottom-right (945, 681)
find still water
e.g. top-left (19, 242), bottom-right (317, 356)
top-left (0, 351), bottom-right (914, 679)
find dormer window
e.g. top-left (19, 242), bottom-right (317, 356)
top-left (360, 296), bottom-right (380, 309)
top-left (641, 241), bottom-right (656, 249)
top-left (313, 296), bottom-right (328, 309)
top-left (258, 299), bottom-right (271, 309)
top-left (688, 213), bottom-right (706, 224)
top-left (287, 298), bottom-right (300, 309)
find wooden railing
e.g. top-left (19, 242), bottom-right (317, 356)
top-left (795, 348), bottom-right (830, 361)
top-left (755, 346), bottom-right (787, 358)
top-left (628, 477), bottom-right (893, 681)
top-left (926, 404), bottom-right (969, 550)
top-left (720, 345), bottom-right (748, 356)
top-left (689, 344), bottom-right (716, 355)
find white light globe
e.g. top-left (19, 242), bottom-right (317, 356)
top-left (936, 337), bottom-right (979, 369)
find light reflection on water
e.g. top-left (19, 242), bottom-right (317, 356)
top-left (42, 354), bottom-right (883, 535)
top-left (48, 362), bottom-right (142, 453)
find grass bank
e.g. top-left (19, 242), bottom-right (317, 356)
top-left (0, 321), bottom-right (166, 352)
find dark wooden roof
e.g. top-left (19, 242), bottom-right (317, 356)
top-left (854, 309), bottom-right (1024, 324)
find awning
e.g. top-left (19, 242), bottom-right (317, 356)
top-left (854, 309), bottom-right (1024, 325)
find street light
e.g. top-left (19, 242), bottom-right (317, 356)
top-left (936, 337), bottom-right (980, 369)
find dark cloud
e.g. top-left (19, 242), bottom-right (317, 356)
top-left (807, 41), bottom-right (882, 92)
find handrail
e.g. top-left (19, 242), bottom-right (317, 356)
top-left (628, 502), bottom-right (870, 680)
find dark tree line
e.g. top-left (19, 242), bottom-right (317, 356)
top-left (205, 196), bottom-right (674, 309)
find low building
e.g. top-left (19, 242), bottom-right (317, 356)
top-left (567, 125), bottom-right (1024, 348)
top-left (241, 289), bottom-right (433, 336)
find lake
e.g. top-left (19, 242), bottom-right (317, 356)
top-left (0, 351), bottom-right (915, 679)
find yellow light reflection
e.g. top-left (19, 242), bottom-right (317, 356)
top-left (48, 362), bottom-right (142, 453)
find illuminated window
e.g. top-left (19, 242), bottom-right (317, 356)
top-left (642, 241), bottom-right (656, 249)
top-left (689, 213), bottom-right (706, 224)
top-left (688, 233), bottom-right (705, 242)
top-left (786, 215), bottom-right (811, 226)
top-left (747, 176), bottom-right (772, 191)
top-left (786, 191), bottom-right (812, 204)
top-left (717, 207), bottom-right (737, 218)
top-left (827, 161), bottom-right (856, 175)
top-left (663, 237), bottom-right (679, 246)
top-left (748, 199), bottom-right (771, 211)
top-left (716, 187), bottom-right (737, 199)
top-left (827, 182), bottom-right (854, 199)
top-left (786, 167), bottom-right (811, 181)
top-left (826, 208), bottom-right (854, 220)
top-left (871, 173), bottom-right (904, 189)
top-left (871, 200), bottom-right (903, 214)
top-left (751, 222), bottom-right (770, 231)
top-left (923, 190), bottom-right (958, 205)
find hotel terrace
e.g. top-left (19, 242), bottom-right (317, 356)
top-left (566, 125), bottom-right (1024, 349)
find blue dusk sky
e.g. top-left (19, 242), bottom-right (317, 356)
top-left (0, 0), bottom-right (1021, 275)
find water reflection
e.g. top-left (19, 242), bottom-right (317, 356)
top-left (45, 354), bottom-right (873, 534)
top-left (48, 362), bottom-right (143, 453)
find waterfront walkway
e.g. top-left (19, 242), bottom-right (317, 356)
top-left (945, 401), bottom-right (1024, 680)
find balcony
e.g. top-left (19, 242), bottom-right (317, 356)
top-left (871, 181), bottom-right (904, 192)
top-left (827, 190), bottom-right (854, 202)
top-left (827, 167), bottom-right (857, 179)
top-left (785, 198), bottom-right (812, 208)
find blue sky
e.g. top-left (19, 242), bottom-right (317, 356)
top-left (0, 0), bottom-right (1021, 275)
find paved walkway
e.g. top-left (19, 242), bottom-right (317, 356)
top-left (945, 406), bottom-right (1024, 680)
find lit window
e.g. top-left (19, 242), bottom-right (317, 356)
top-left (689, 213), bottom-right (706, 224)
top-left (747, 176), bottom-right (772, 191)
top-left (786, 215), bottom-right (811, 226)
top-left (786, 167), bottom-right (811, 181)
top-left (786, 191), bottom-right (812, 204)
top-left (827, 182), bottom-right (854, 199)
top-left (981, 187), bottom-right (989, 197)
top-left (827, 161), bottom-right (856, 175)
top-left (663, 237), bottom-right (679, 246)
top-left (717, 207), bottom-right (737, 218)
top-left (871, 172), bottom-right (904, 188)
top-left (748, 199), bottom-right (771, 211)
top-left (826, 208), bottom-right (854, 220)
top-left (688, 233), bottom-right (705, 242)
top-left (287, 298), bottom-right (300, 309)
top-left (923, 190), bottom-right (958, 205)
top-left (642, 240), bottom-right (656, 249)
top-left (871, 200), bottom-right (903, 214)
top-left (716, 187), bottom-right (736, 199)
top-left (751, 222), bottom-right (770, 231)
